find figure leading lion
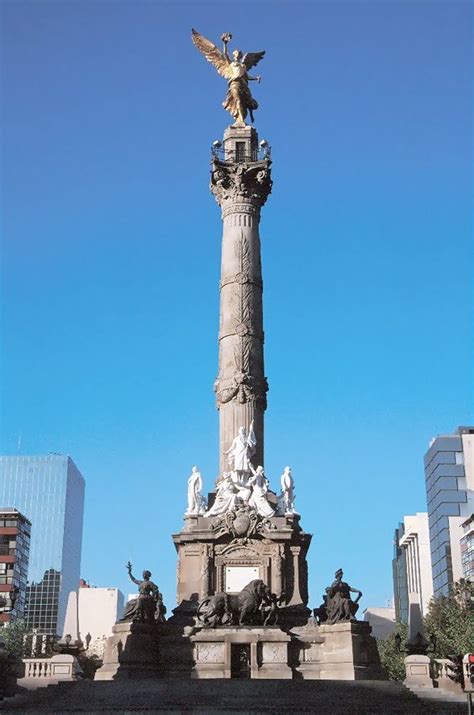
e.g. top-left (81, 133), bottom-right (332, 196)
top-left (197, 579), bottom-right (272, 627)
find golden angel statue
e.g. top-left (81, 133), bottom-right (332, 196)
top-left (192, 29), bottom-right (265, 127)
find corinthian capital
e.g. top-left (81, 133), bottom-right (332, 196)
top-left (210, 160), bottom-right (272, 208)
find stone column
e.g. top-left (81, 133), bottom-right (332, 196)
top-left (273, 549), bottom-right (283, 597)
top-left (200, 545), bottom-right (211, 600)
top-left (288, 546), bottom-right (303, 606)
top-left (211, 125), bottom-right (272, 473)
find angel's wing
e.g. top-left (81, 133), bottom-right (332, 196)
top-left (192, 29), bottom-right (231, 79)
top-left (242, 51), bottom-right (265, 70)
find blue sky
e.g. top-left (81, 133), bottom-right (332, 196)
top-left (2, 0), bottom-right (472, 612)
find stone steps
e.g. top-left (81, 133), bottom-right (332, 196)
top-left (407, 684), bottom-right (466, 703)
top-left (0, 679), bottom-right (468, 714)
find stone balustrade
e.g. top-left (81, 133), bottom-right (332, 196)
top-left (432, 658), bottom-right (463, 693)
top-left (23, 658), bottom-right (54, 679)
top-left (20, 654), bottom-right (82, 687)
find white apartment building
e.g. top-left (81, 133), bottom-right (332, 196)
top-left (63, 584), bottom-right (124, 651)
top-left (393, 512), bottom-right (433, 621)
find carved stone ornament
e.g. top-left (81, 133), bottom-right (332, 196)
top-left (210, 504), bottom-right (275, 543)
top-left (210, 160), bottom-right (272, 208)
top-left (214, 373), bottom-right (268, 408)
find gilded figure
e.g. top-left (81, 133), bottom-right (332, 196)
top-left (192, 29), bottom-right (265, 127)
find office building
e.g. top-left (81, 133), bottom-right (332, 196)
top-left (363, 606), bottom-right (396, 639)
top-left (61, 580), bottom-right (124, 655)
top-left (0, 455), bottom-right (85, 635)
top-left (393, 521), bottom-right (408, 623)
top-left (424, 427), bottom-right (474, 596)
top-left (459, 514), bottom-right (474, 581)
top-left (0, 508), bottom-right (31, 624)
top-left (392, 512), bottom-right (433, 622)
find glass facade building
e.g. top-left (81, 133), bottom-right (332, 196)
top-left (0, 455), bottom-right (85, 635)
top-left (424, 427), bottom-right (474, 597)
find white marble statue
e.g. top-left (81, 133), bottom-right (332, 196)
top-left (204, 472), bottom-right (238, 517)
top-left (225, 420), bottom-right (257, 478)
top-left (277, 466), bottom-right (297, 515)
top-left (185, 466), bottom-right (206, 516)
top-left (248, 465), bottom-right (275, 517)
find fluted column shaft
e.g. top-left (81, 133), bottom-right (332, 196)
top-left (211, 126), bottom-right (272, 473)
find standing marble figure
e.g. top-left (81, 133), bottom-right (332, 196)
top-left (225, 421), bottom-right (256, 477)
top-left (186, 466), bottom-right (205, 515)
top-left (278, 466), bottom-right (297, 515)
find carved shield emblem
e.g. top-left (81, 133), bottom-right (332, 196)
top-left (233, 512), bottom-right (251, 536)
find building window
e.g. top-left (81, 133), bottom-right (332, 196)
top-left (235, 142), bottom-right (245, 162)
top-left (455, 451), bottom-right (464, 465)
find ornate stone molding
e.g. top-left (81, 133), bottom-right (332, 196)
top-left (209, 505), bottom-right (276, 543)
top-left (222, 204), bottom-right (260, 222)
top-left (220, 274), bottom-right (263, 291)
top-left (214, 373), bottom-right (268, 409)
top-left (210, 160), bottom-right (272, 208)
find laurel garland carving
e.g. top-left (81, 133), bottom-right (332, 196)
top-left (240, 231), bottom-right (251, 273)
top-left (232, 233), bottom-right (254, 334)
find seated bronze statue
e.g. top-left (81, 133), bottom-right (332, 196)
top-left (120, 561), bottom-right (166, 624)
top-left (324, 568), bottom-right (362, 625)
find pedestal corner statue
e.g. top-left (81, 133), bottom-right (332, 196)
top-left (185, 466), bottom-right (206, 516)
top-left (95, 29), bottom-right (383, 683)
top-left (120, 562), bottom-right (167, 624)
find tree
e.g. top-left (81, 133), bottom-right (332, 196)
top-left (79, 652), bottom-right (102, 680)
top-left (1, 619), bottom-right (27, 660)
top-left (377, 622), bottom-right (408, 681)
top-left (424, 579), bottom-right (474, 659)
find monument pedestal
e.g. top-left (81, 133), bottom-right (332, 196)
top-left (291, 621), bottom-right (383, 680)
top-left (191, 626), bottom-right (292, 679)
top-left (94, 622), bottom-right (160, 681)
top-left (404, 654), bottom-right (433, 689)
top-left (173, 513), bottom-right (311, 611)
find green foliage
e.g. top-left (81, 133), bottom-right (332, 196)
top-left (377, 622), bottom-right (408, 681)
top-left (1, 619), bottom-right (27, 659)
top-left (79, 653), bottom-right (102, 679)
top-left (424, 579), bottom-right (474, 659)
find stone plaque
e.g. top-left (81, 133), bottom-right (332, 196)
top-left (410, 665), bottom-right (429, 675)
top-left (197, 643), bottom-right (225, 663)
top-left (225, 566), bottom-right (259, 593)
top-left (52, 665), bottom-right (70, 675)
top-left (261, 643), bottom-right (287, 663)
top-left (303, 643), bottom-right (320, 663)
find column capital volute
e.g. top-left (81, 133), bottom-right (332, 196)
top-left (210, 159), bottom-right (272, 209)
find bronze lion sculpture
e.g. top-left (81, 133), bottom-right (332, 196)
top-left (196, 579), bottom-right (271, 627)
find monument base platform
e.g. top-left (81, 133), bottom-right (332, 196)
top-left (94, 622), bottom-right (160, 681)
top-left (2, 678), bottom-right (461, 713)
top-left (190, 626), bottom-right (292, 679)
top-left (291, 620), bottom-right (383, 680)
